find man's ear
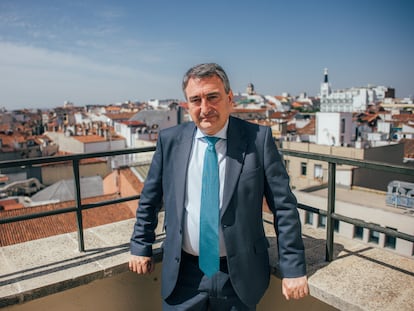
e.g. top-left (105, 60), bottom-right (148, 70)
top-left (228, 90), bottom-right (234, 104)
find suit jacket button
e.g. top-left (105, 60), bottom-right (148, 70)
top-left (175, 257), bottom-right (180, 263)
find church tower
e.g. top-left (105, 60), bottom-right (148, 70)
top-left (320, 68), bottom-right (331, 98)
top-left (246, 82), bottom-right (255, 95)
top-left (320, 68), bottom-right (331, 111)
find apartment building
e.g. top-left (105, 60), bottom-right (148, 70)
top-left (319, 68), bottom-right (394, 113)
top-left (282, 140), bottom-right (414, 257)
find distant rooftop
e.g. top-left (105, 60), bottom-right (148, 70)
top-left (31, 176), bottom-right (103, 203)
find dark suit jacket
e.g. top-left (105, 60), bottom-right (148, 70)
top-left (130, 116), bottom-right (306, 307)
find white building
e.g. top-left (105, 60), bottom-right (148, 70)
top-left (147, 99), bottom-right (179, 110)
top-left (45, 131), bottom-right (126, 154)
top-left (316, 112), bottom-right (353, 146)
top-left (319, 69), bottom-right (392, 113)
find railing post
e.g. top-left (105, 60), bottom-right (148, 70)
top-left (73, 159), bottom-right (85, 252)
top-left (326, 162), bottom-right (336, 261)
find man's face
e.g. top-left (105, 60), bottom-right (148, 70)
top-left (185, 75), bottom-right (233, 135)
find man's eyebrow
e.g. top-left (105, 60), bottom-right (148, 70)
top-left (188, 91), bottom-right (221, 101)
top-left (188, 95), bottom-right (201, 101)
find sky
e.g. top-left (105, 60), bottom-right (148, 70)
top-left (0, 0), bottom-right (413, 110)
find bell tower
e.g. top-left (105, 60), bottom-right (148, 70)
top-left (321, 68), bottom-right (331, 97)
top-left (246, 82), bottom-right (255, 95)
top-left (320, 68), bottom-right (331, 111)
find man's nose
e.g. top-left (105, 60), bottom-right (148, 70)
top-left (200, 98), bottom-right (211, 113)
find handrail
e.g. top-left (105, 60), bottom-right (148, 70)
top-left (0, 146), bottom-right (156, 251)
top-left (280, 148), bottom-right (414, 261)
top-left (280, 149), bottom-right (414, 175)
top-left (1, 146), bottom-right (413, 261)
top-left (0, 146), bottom-right (157, 169)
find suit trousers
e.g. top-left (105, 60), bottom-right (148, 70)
top-left (163, 252), bottom-right (255, 311)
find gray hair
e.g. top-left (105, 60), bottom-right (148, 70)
top-left (182, 63), bottom-right (231, 97)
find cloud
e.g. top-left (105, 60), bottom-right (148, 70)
top-left (0, 42), bottom-right (180, 109)
top-left (0, 41), bottom-right (126, 76)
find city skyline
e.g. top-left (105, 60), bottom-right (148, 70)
top-left (0, 0), bottom-right (413, 110)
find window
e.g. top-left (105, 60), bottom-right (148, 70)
top-left (369, 230), bottom-right (380, 244)
top-left (341, 118), bottom-right (346, 134)
top-left (318, 215), bottom-right (327, 228)
top-left (314, 164), bottom-right (323, 180)
top-left (354, 226), bottom-right (364, 240)
top-left (305, 211), bottom-right (313, 225)
top-left (334, 219), bottom-right (340, 232)
top-left (384, 234), bottom-right (396, 249)
top-left (300, 162), bottom-right (307, 176)
top-left (384, 227), bottom-right (396, 249)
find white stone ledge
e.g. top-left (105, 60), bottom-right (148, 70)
top-left (1, 212), bottom-right (413, 310)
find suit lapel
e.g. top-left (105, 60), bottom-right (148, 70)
top-left (174, 123), bottom-right (196, 217)
top-left (221, 117), bottom-right (247, 216)
top-left (174, 119), bottom-right (247, 218)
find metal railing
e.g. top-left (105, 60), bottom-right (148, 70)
top-left (280, 149), bottom-right (414, 261)
top-left (1, 146), bottom-right (414, 261)
top-left (0, 147), bottom-right (156, 251)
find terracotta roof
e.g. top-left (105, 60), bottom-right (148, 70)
top-left (291, 101), bottom-right (303, 108)
top-left (121, 168), bottom-right (144, 193)
top-left (0, 194), bottom-right (135, 246)
top-left (105, 106), bottom-right (121, 112)
top-left (269, 111), bottom-right (297, 120)
top-left (392, 114), bottom-right (414, 123)
top-left (287, 123), bottom-right (296, 133)
top-left (0, 199), bottom-right (24, 211)
top-left (232, 108), bottom-right (267, 113)
top-left (297, 118), bottom-right (316, 135)
top-left (73, 134), bottom-right (124, 143)
top-left (73, 134), bottom-right (107, 143)
top-left (355, 113), bottom-right (380, 124)
top-left (0, 124), bottom-right (10, 132)
top-left (105, 112), bottom-right (136, 120)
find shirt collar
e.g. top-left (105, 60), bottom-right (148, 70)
top-left (195, 119), bottom-right (229, 140)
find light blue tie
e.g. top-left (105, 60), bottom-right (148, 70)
top-left (199, 136), bottom-right (220, 277)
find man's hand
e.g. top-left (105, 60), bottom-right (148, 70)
top-left (282, 276), bottom-right (309, 300)
top-left (128, 255), bottom-right (155, 275)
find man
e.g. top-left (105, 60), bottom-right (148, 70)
top-left (129, 63), bottom-right (309, 310)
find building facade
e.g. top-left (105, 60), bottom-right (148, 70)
top-left (319, 68), bottom-right (394, 113)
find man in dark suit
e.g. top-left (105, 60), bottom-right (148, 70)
top-left (129, 63), bottom-right (309, 310)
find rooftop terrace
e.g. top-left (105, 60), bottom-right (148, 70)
top-left (1, 210), bottom-right (413, 310)
top-left (1, 147), bottom-right (413, 310)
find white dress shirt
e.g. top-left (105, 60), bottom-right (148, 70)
top-left (182, 121), bottom-right (228, 257)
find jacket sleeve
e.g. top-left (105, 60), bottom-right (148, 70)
top-left (262, 127), bottom-right (307, 278)
top-left (130, 134), bottom-right (164, 257)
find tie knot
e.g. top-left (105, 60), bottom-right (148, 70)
top-left (205, 136), bottom-right (219, 147)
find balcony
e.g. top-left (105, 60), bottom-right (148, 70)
top-left (1, 147), bottom-right (414, 310)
